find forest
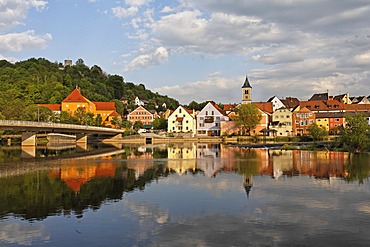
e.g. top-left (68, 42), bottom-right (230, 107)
top-left (0, 58), bottom-right (179, 121)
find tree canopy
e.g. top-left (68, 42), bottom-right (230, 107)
top-left (339, 113), bottom-right (370, 153)
top-left (0, 58), bottom-right (179, 120)
top-left (235, 104), bottom-right (262, 136)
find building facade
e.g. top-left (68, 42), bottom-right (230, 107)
top-left (167, 106), bottom-right (196, 135)
top-left (127, 106), bottom-right (154, 127)
top-left (196, 102), bottom-right (229, 136)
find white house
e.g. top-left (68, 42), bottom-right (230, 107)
top-left (267, 96), bottom-right (286, 112)
top-left (168, 106), bottom-right (196, 136)
top-left (196, 102), bottom-right (229, 136)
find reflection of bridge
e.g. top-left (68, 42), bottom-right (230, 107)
top-left (0, 120), bottom-right (124, 146)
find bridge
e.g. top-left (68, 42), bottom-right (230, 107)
top-left (0, 120), bottom-right (125, 146)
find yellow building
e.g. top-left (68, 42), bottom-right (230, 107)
top-left (40, 87), bottom-right (121, 126)
top-left (62, 87), bottom-right (96, 115)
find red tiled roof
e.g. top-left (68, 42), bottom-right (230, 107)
top-left (223, 103), bottom-right (238, 111)
top-left (300, 99), bottom-right (344, 111)
top-left (38, 104), bottom-right (61, 111)
top-left (344, 104), bottom-right (370, 112)
top-left (253, 102), bottom-right (273, 114)
top-left (62, 87), bottom-right (88, 103)
top-left (94, 102), bottom-right (116, 110)
top-left (109, 110), bottom-right (121, 117)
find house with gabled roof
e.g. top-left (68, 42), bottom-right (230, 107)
top-left (127, 106), bottom-right (154, 128)
top-left (267, 96), bottom-right (285, 112)
top-left (62, 86), bottom-right (96, 115)
top-left (292, 107), bottom-right (315, 136)
top-left (196, 101), bottom-right (229, 136)
top-left (270, 107), bottom-right (294, 136)
top-left (309, 92), bottom-right (329, 101)
top-left (40, 87), bottom-right (121, 126)
top-left (281, 97), bottom-right (300, 111)
top-left (168, 106), bottom-right (196, 136)
top-left (334, 93), bottom-right (351, 104)
top-left (350, 96), bottom-right (370, 104)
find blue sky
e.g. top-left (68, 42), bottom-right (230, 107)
top-left (1, 0), bottom-right (370, 104)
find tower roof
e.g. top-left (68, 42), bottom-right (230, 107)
top-left (242, 75), bottom-right (252, 88)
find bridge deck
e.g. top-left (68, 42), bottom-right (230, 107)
top-left (0, 120), bottom-right (125, 135)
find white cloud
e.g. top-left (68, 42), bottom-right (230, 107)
top-left (125, 46), bottom-right (169, 72)
top-left (112, 6), bottom-right (138, 18)
top-left (155, 73), bottom-right (244, 104)
top-left (0, 0), bottom-right (47, 30)
top-left (0, 30), bottom-right (52, 53)
top-left (0, 222), bottom-right (50, 245)
top-left (125, 0), bottom-right (152, 7)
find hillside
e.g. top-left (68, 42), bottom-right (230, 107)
top-left (0, 58), bottom-right (179, 120)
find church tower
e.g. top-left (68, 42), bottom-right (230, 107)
top-left (242, 75), bottom-right (252, 104)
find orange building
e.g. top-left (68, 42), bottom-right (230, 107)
top-left (127, 106), bottom-right (155, 127)
top-left (39, 87), bottom-right (121, 126)
top-left (292, 107), bottom-right (315, 136)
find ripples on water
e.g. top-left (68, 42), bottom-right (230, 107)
top-left (0, 144), bottom-right (369, 246)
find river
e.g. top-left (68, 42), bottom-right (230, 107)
top-left (0, 143), bottom-right (369, 246)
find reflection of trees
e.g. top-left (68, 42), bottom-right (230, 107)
top-left (0, 164), bottom-right (169, 221)
top-left (233, 149), bottom-right (260, 177)
top-left (344, 153), bottom-right (370, 184)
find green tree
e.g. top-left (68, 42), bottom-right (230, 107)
top-left (340, 113), bottom-right (370, 153)
top-left (121, 119), bottom-right (132, 129)
top-left (95, 114), bottom-right (103, 126)
top-left (133, 120), bottom-right (144, 130)
top-left (110, 116), bottom-right (121, 128)
top-left (307, 123), bottom-right (328, 141)
top-left (235, 104), bottom-right (262, 136)
top-left (74, 107), bottom-right (87, 124)
top-left (152, 117), bottom-right (167, 130)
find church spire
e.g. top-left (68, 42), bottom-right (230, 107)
top-left (242, 74), bottom-right (252, 104)
top-left (242, 75), bottom-right (252, 88)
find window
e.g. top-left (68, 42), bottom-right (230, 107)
top-left (186, 120), bottom-right (189, 123)
top-left (215, 123), bottom-right (219, 127)
top-left (295, 120), bottom-right (299, 124)
top-left (212, 111), bottom-right (214, 115)
top-left (335, 118), bottom-right (340, 122)
top-left (200, 117), bottom-right (204, 120)
top-left (179, 109), bottom-right (182, 113)
top-left (206, 111), bottom-right (208, 115)
top-left (286, 115), bottom-right (290, 118)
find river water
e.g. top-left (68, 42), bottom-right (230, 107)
top-left (0, 143), bottom-right (369, 247)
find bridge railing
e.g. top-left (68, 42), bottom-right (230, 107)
top-left (0, 120), bottom-right (125, 133)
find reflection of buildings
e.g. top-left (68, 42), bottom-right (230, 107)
top-left (127, 147), bottom-right (154, 179)
top-left (49, 160), bottom-right (115, 192)
top-left (167, 143), bottom-right (196, 174)
top-left (197, 143), bottom-right (223, 177)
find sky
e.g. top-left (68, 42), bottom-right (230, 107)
top-left (0, 0), bottom-right (369, 104)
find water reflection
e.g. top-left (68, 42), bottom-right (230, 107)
top-left (0, 144), bottom-right (370, 246)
